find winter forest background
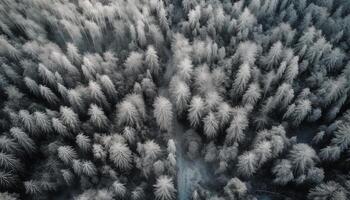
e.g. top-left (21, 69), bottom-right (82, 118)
top-left (0, 0), bottom-right (350, 199)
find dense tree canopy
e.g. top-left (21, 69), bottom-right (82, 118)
top-left (0, 0), bottom-right (350, 199)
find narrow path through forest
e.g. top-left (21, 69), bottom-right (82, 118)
top-left (159, 59), bottom-right (213, 200)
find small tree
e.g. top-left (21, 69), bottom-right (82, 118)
top-left (145, 45), bottom-right (160, 76)
top-left (88, 81), bottom-right (109, 109)
top-left (34, 111), bottom-right (52, 133)
top-left (131, 186), bottom-right (145, 200)
top-left (288, 144), bottom-right (319, 174)
top-left (169, 77), bottom-right (190, 115)
top-left (319, 145), bottom-right (341, 161)
top-left (124, 51), bottom-right (143, 76)
top-left (24, 180), bottom-right (41, 196)
top-left (60, 106), bottom-right (79, 131)
top-left (153, 97), bottom-right (173, 131)
top-left (232, 62), bottom-right (251, 97)
top-left (76, 134), bottom-right (91, 152)
top-left (88, 104), bottom-right (108, 130)
top-left (24, 77), bottom-right (40, 96)
top-left (9, 127), bottom-right (36, 154)
top-left (203, 112), bottom-right (219, 139)
top-left (109, 142), bottom-right (133, 171)
top-left (224, 177), bottom-right (247, 199)
top-left (176, 58), bottom-right (193, 83)
top-left (99, 75), bottom-right (117, 99)
top-left (154, 176), bottom-right (176, 200)
top-left (167, 139), bottom-right (176, 154)
top-left (112, 180), bottom-right (126, 197)
top-left (81, 160), bottom-right (97, 176)
top-left (39, 85), bottom-right (59, 105)
top-left (123, 127), bottom-right (136, 144)
top-left (272, 159), bottom-right (294, 185)
top-left (57, 146), bottom-right (77, 165)
top-left (308, 181), bottom-right (346, 200)
top-left (331, 123), bottom-right (350, 151)
top-left (0, 171), bottom-right (17, 188)
top-left (253, 140), bottom-right (272, 166)
top-left (142, 140), bottom-right (162, 161)
top-left (261, 41), bottom-right (283, 69)
top-left (225, 110), bottom-right (248, 144)
top-left (52, 118), bottom-right (70, 137)
top-left (236, 151), bottom-right (257, 177)
top-left (242, 83), bottom-right (261, 106)
top-left (116, 100), bottom-right (140, 127)
top-left (216, 102), bottom-right (232, 127)
top-left (188, 96), bottom-right (205, 127)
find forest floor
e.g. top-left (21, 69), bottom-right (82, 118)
top-left (173, 120), bottom-right (214, 200)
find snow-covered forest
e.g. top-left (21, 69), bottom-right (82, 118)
top-left (0, 0), bottom-right (350, 199)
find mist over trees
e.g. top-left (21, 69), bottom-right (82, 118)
top-left (0, 0), bottom-right (350, 199)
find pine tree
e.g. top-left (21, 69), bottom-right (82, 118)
top-left (116, 100), bottom-right (141, 127)
top-left (203, 112), bottom-right (219, 139)
top-left (242, 83), bottom-right (261, 106)
top-left (34, 111), bottom-right (52, 133)
top-left (131, 186), bottom-right (145, 200)
top-left (0, 170), bottom-right (17, 188)
top-left (76, 134), bottom-right (91, 152)
top-left (109, 142), bottom-right (132, 170)
top-left (0, 152), bottom-right (21, 171)
top-left (188, 96), bottom-right (205, 127)
top-left (288, 144), bottom-right (319, 174)
top-left (9, 127), bottom-right (36, 153)
top-left (254, 140), bottom-right (272, 166)
top-left (92, 144), bottom-right (106, 162)
top-left (169, 77), bottom-right (190, 115)
top-left (308, 181), bottom-right (346, 200)
top-left (123, 127), bottom-right (136, 144)
top-left (60, 106), bottom-right (79, 131)
top-left (66, 43), bottom-right (81, 64)
top-left (261, 41), bottom-right (283, 69)
top-left (145, 45), bottom-right (160, 76)
top-left (234, 41), bottom-right (258, 65)
top-left (176, 58), bottom-right (193, 83)
top-left (112, 180), bottom-right (126, 197)
top-left (272, 159), bottom-right (294, 185)
top-left (0, 136), bottom-right (20, 155)
top-left (81, 160), bottom-right (97, 176)
top-left (124, 51), bottom-right (144, 76)
top-left (88, 104), bottom-right (108, 129)
top-left (52, 118), bottom-right (70, 137)
top-left (154, 176), bottom-right (176, 200)
top-left (99, 75), bottom-right (117, 99)
top-left (224, 178), bottom-right (247, 199)
top-left (236, 151), bottom-right (257, 177)
top-left (232, 63), bottom-right (251, 97)
top-left (24, 180), bottom-right (41, 195)
top-left (331, 123), bottom-right (350, 151)
top-left (142, 140), bottom-right (162, 161)
top-left (38, 64), bottom-right (56, 87)
top-left (306, 167), bottom-right (324, 184)
top-left (238, 8), bottom-right (256, 32)
top-left (24, 77), bottom-right (40, 96)
top-left (39, 85), bottom-right (59, 105)
top-left (88, 81), bottom-right (110, 109)
top-left (167, 139), bottom-right (176, 155)
top-left (225, 109), bottom-right (248, 144)
top-left (57, 146), bottom-right (77, 165)
top-left (153, 97), bottom-right (173, 131)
